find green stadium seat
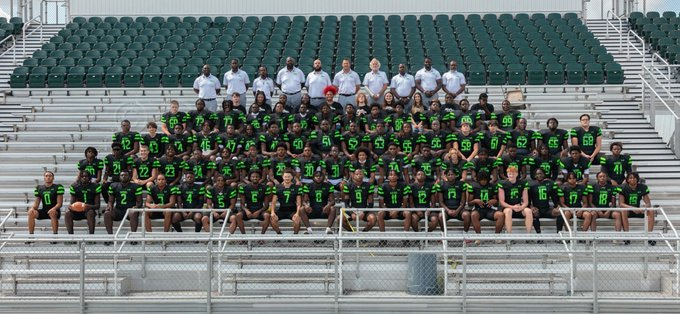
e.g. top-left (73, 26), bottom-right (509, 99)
top-left (9, 66), bottom-right (29, 88)
top-left (86, 66), bottom-right (105, 87)
top-left (565, 62), bottom-right (584, 84)
top-left (180, 66), bottom-right (199, 87)
top-left (546, 63), bottom-right (565, 85)
top-left (467, 63), bottom-right (486, 85)
top-left (161, 65), bottom-right (180, 87)
top-left (67, 66), bottom-right (86, 87)
top-left (507, 63), bottom-right (526, 85)
top-left (487, 63), bottom-right (506, 85)
top-left (605, 63), bottom-right (624, 84)
top-left (47, 66), bottom-right (67, 87)
top-left (142, 65), bottom-right (161, 87)
top-left (526, 63), bottom-right (545, 84)
top-left (105, 66), bottom-right (124, 87)
top-left (584, 63), bottom-right (604, 84)
top-left (123, 65), bottom-right (143, 87)
top-left (28, 66), bottom-right (48, 88)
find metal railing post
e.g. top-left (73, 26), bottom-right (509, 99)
top-left (79, 241), bottom-right (85, 314)
top-left (592, 239), bottom-right (598, 314)
top-left (462, 239), bottom-right (468, 314)
top-left (334, 237), bottom-right (340, 314)
top-left (206, 243), bottom-right (212, 314)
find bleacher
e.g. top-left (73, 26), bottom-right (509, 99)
top-left (9, 13), bottom-right (624, 89)
top-left (0, 11), bottom-right (680, 311)
top-left (629, 11), bottom-right (680, 64)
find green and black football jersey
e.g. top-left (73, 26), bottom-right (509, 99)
top-left (342, 181), bottom-right (375, 208)
top-left (70, 182), bottom-right (101, 205)
top-left (239, 183), bottom-right (270, 210)
top-left (112, 131), bottom-right (143, 155)
top-left (147, 184), bottom-right (179, 206)
top-left (108, 182), bottom-right (142, 210)
top-left (34, 184), bottom-right (64, 211)
top-left (77, 158), bottom-right (104, 181)
top-left (178, 183), bottom-right (206, 209)
top-left (588, 183), bottom-right (617, 208)
top-left (302, 182), bottom-right (334, 210)
top-left (435, 180), bottom-right (466, 208)
top-left (527, 179), bottom-right (559, 210)
top-left (378, 182), bottom-right (409, 208)
top-left (206, 185), bottom-right (237, 209)
top-left (617, 183), bottom-right (650, 207)
top-left (133, 156), bottom-right (160, 181)
top-left (570, 126), bottom-right (602, 156)
top-left (497, 179), bottom-right (527, 206)
top-left (558, 183), bottom-right (588, 208)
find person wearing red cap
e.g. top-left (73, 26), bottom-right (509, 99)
top-left (322, 85), bottom-right (344, 116)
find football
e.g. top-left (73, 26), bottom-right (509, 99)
top-left (70, 202), bottom-right (86, 212)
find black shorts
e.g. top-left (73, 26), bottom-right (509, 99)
top-left (36, 210), bottom-right (60, 220)
top-left (512, 211), bottom-right (527, 219)
top-left (537, 207), bottom-right (557, 219)
top-left (628, 211), bottom-right (646, 219)
top-left (148, 212), bottom-right (166, 220)
top-left (475, 207), bottom-right (499, 221)
top-left (381, 208), bottom-right (407, 220)
top-left (446, 209), bottom-right (467, 221)
top-left (69, 210), bottom-right (93, 220)
top-left (110, 208), bottom-right (131, 221)
top-left (309, 206), bottom-right (329, 219)
top-left (277, 207), bottom-right (297, 220)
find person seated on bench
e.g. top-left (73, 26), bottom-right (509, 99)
top-left (559, 172), bottom-right (591, 233)
top-left (104, 171), bottom-right (142, 238)
top-left (144, 174), bottom-right (176, 233)
top-left (618, 172), bottom-right (655, 246)
top-left (498, 166), bottom-right (531, 236)
top-left (468, 170), bottom-right (503, 243)
top-left (528, 168), bottom-right (560, 235)
top-left (570, 113), bottom-right (603, 165)
top-left (204, 175), bottom-right (243, 234)
top-left (433, 169), bottom-right (468, 234)
top-left (28, 171), bottom-right (64, 235)
top-left (172, 172), bottom-right (206, 233)
top-left (377, 170), bottom-right (410, 236)
top-left (341, 169), bottom-right (376, 232)
top-left (408, 170), bottom-right (436, 232)
top-left (66, 170), bottom-right (100, 235)
top-left (300, 171), bottom-right (336, 235)
top-left (268, 169), bottom-right (303, 234)
top-left (239, 171), bottom-right (272, 235)
top-left (588, 171), bottom-right (621, 235)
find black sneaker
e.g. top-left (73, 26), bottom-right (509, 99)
top-left (104, 241), bottom-right (112, 246)
top-left (648, 240), bottom-right (657, 246)
top-left (624, 240), bottom-right (631, 245)
top-left (131, 241), bottom-right (138, 246)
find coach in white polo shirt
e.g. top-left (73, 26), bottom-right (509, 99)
top-left (193, 64), bottom-right (221, 112)
top-left (305, 59), bottom-right (332, 108)
top-left (363, 58), bottom-right (389, 106)
top-left (415, 57), bottom-right (442, 107)
top-left (442, 60), bottom-right (467, 104)
top-left (222, 58), bottom-right (250, 106)
top-left (252, 66), bottom-right (275, 105)
top-left (276, 57), bottom-right (305, 111)
top-left (333, 58), bottom-right (361, 111)
top-left (390, 63), bottom-right (416, 112)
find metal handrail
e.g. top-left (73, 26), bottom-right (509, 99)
top-left (0, 208), bottom-right (15, 231)
top-left (0, 35), bottom-right (16, 65)
top-left (627, 29), bottom-right (646, 66)
top-left (21, 16), bottom-right (43, 57)
top-left (639, 71), bottom-right (680, 120)
top-left (606, 10), bottom-right (625, 53)
top-left (651, 52), bottom-right (672, 87)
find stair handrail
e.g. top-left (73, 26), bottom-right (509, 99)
top-left (0, 35), bottom-right (17, 65)
top-left (627, 29), bottom-right (646, 66)
top-left (606, 10), bottom-right (625, 53)
top-left (640, 65), bottom-right (680, 157)
top-left (651, 52), bottom-right (672, 89)
top-left (21, 15), bottom-right (43, 57)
